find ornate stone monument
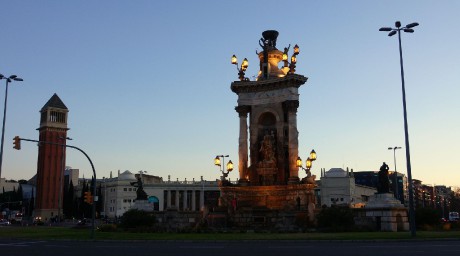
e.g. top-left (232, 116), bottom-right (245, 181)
top-left (219, 31), bottom-right (316, 218)
top-left (365, 162), bottom-right (409, 231)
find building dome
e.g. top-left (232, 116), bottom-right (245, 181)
top-left (325, 168), bottom-right (348, 177)
top-left (118, 170), bottom-right (136, 181)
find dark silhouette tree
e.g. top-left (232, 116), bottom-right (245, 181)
top-left (63, 180), bottom-right (75, 218)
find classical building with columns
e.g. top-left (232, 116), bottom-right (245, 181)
top-left (96, 171), bottom-right (221, 219)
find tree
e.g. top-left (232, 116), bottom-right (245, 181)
top-left (96, 183), bottom-right (103, 218)
top-left (120, 209), bottom-right (156, 230)
top-left (316, 205), bottom-right (355, 232)
top-left (27, 189), bottom-right (35, 217)
top-left (415, 207), bottom-right (439, 227)
top-left (63, 180), bottom-right (75, 218)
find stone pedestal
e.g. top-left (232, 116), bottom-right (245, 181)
top-left (364, 193), bottom-right (409, 232)
top-left (131, 200), bottom-right (152, 212)
top-left (220, 184), bottom-right (316, 211)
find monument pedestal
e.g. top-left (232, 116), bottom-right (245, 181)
top-left (131, 200), bottom-right (152, 212)
top-left (365, 193), bottom-right (409, 232)
top-left (220, 184), bottom-right (315, 211)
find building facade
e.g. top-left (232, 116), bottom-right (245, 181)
top-left (76, 171), bottom-right (222, 219)
top-left (319, 168), bottom-right (376, 208)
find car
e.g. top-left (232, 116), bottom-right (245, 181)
top-left (0, 219), bottom-right (11, 226)
top-left (77, 219), bottom-right (87, 226)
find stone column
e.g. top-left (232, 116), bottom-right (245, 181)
top-left (283, 100), bottom-right (300, 183)
top-left (235, 105), bottom-right (251, 182)
top-left (191, 190), bottom-right (196, 211)
top-left (175, 190), bottom-right (180, 209)
top-left (200, 187), bottom-right (205, 210)
top-left (166, 190), bottom-right (171, 208)
top-left (183, 190), bottom-right (188, 210)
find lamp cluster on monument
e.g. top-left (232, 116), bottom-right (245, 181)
top-left (296, 149), bottom-right (317, 173)
top-left (231, 30), bottom-right (302, 81)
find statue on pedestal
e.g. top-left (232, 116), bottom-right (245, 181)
top-left (377, 162), bottom-right (390, 194)
top-left (131, 177), bottom-right (148, 200)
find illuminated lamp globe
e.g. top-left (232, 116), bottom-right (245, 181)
top-left (306, 158), bottom-right (312, 169)
top-left (214, 156), bottom-right (221, 167)
top-left (309, 150), bottom-right (317, 161)
top-left (296, 157), bottom-right (303, 168)
top-left (231, 55), bottom-right (237, 65)
top-left (226, 160), bottom-right (234, 172)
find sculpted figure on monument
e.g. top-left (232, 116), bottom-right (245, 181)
top-left (258, 132), bottom-right (276, 166)
top-left (377, 162), bottom-right (390, 194)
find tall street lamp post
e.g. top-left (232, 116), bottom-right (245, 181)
top-left (379, 21), bottom-right (419, 237)
top-left (388, 146), bottom-right (401, 201)
top-left (214, 155), bottom-right (233, 182)
top-left (0, 74), bottom-right (23, 179)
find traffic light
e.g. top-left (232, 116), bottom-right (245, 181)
top-left (84, 191), bottom-right (93, 204)
top-left (13, 136), bottom-right (21, 150)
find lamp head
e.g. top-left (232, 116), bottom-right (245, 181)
top-left (406, 22), bottom-right (419, 28)
top-left (309, 149), bottom-right (317, 161)
top-left (231, 55), bottom-right (237, 65)
top-left (241, 58), bottom-right (249, 70)
top-left (395, 21), bottom-right (401, 28)
top-left (214, 156), bottom-right (221, 167)
top-left (226, 160), bottom-right (234, 172)
top-left (282, 53), bottom-right (288, 61)
top-left (379, 27), bottom-right (392, 32)
top-left (306, 158), bottom-right (312, 169)
top-left (403, 28), bottom-right (414, 33)
top-left (296, 157), bottom-right (302, 168)
top-left (388, 30), bottom-right (397, 37)
top-left (293, 44), bottom-right (299, 54)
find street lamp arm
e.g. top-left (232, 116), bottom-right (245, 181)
top-left (14, 137), bottom-right (97, 239)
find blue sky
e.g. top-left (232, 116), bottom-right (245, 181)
top-left (1, 1), bottom-right (459, 187)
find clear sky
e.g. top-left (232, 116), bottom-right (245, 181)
top-left (1, 1), bottom-right (459, 187)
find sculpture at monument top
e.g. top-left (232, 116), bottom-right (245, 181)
top-left (377, 162), bottom-right (390, 194)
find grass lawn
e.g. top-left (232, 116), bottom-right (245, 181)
top-left (1, 226), bottom-right (459, 241)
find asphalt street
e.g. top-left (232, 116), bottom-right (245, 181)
top-left (1, 239), bottom-right (460, 256)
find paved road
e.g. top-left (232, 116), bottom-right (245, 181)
top-left (1, 239), bottom-right (459, 256)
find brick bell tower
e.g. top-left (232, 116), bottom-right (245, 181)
top-left (34, 93), bottom-right (69, 220)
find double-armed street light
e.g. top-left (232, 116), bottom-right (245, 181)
top-left (296, 149), bottom-right (317, 176)
top-left (214, 155), bottom-right (233, 181)
top-left (379, 20), bottom-right (419, 237)
top-left (388, 146), bottom-right (402, 201)
top-left (282, 44), bottom-right (300, 74)
top-left (0, 74), bottom-right (23, 179)
top-left (231, 55), bottom-right (249, 81)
